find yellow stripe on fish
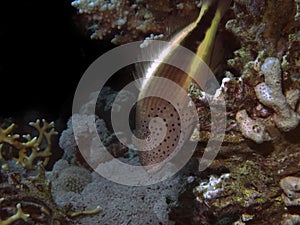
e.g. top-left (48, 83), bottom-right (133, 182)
top-left (135, 0), bottom-right (231, 172)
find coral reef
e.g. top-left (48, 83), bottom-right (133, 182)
top-left (51, 165), bottom-right (92, 194)
top-left (59, 86), bottom-right (137, 169)
top-left (0, 202), bottom-right (29, 225)
top-left (0, 120), bottom-right (101, 225)
top-left (188, 0), bottom-right (300, 144)
top-left (169, 141), bottom-right (300, 224)
top-left (72, 0), bottom-right (300, 144)
top-left (281, 214), bottom-right (300, 225)
top-left (0, 162), bottom-right (74, 224)
top-left (71, 0), bottom-right (200, 44)
top-left (223, 0), bottom-right (300, 140)
top-left (2, 0), bottom-right (298, 224)
top-left (0, 119), bottom-right (57, 170)
top-left (280, 176), bottom-right (300, 207)
top-left (56, 85), bottom-right (199, 223)
top-left (235, 109), bottom-right (270, 143)
top-left (68, 1), bottom-right (300, 224)
top-left (280, 176), bottom-right (300, 224)
top-left (194, 173), bottom-right (231, 200)
top-left (59, 114), bottom-right (109, 163)
top-left (59, 113), bottom-right (128, 168)
top-left (71, 0), bottom-right (300, 145)
top-left (49, 159), bottom-right (198, 225)
top-left (255, 57), bottom-right (299, 132)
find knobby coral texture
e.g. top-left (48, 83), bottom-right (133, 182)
top-left (49, 159), bottom-right (196, 225)
top-left (71, 0), bottom-right (300, 224)
top-left (72, 0), bottom-right (300, 144)
top-left (71, 0), bottom-right (200, 44)
top-left (188, 0), bottom-right (300, 145)
top-left (0, 121), bottom-right (100, 225)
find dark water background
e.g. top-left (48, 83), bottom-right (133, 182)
top-left (0, 0), bottom-right (116, 122)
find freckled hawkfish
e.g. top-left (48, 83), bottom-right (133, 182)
top-left (134, 0), bottom-right (231, 173)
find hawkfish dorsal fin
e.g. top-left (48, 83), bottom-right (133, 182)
top-left (133, 0), bottom-right (220, 91)
top-left (133, 39), bottom-right (168, 91)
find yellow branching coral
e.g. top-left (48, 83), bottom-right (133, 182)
top-left (68, 206), bottom-right (101, 218)
top-left (0, 202), bottom-right (30, 225)
top-left (0, 119), bottom-right (57, 170)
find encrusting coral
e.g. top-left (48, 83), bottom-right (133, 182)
top-left (49, 159), bottom-right (197, 225)
top-left (59, 113), bottom-right (128, 168)
top-left (230, 56), bottom-right (299, 143)
top-left (280, 176), bottom-right (300, 207)
top-left (235, 109), bottom-right (270, 143)
top-left (279, 176), bottom-right (300, 225)
top-left (255, 57), bottom-right (299, 132)
top-left (59, 114), bottom-right (109, 164)
top-left (281, 214), bottom-right (300, 225)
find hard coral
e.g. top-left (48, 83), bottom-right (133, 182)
top-left (255, 57), bottom-right (299, 132)
top-left (0, 202), bottom-right (29, 225)
top-left (0, 119), bottom-right (57, 170)
top-left (194, 173), bottom-right (231, 200)
top-left (72, 0), bottom-right (132, 41)
top-left (60, 91), bottom-right (129, 167)
top-left (52, 165), bottom-right (92, 194)
top-left (214, 0), bottom-right (300, 143)
top-left (58, 162), bottom-right (195, 225)
top-left (280, 176), bottom-right (300, 224)
top-left (235, 109), bottom-right (270, 143)
top-left (59, 114), bottom-right (116, 167)
top-left (72, 0), bottom-right (300, 144)
top-left (0, 162), bottom-right (73, 225)
top-left (0, 161), bottom-right (100, 225)
top-left (72, 0), bottom-right (199, 44)
top-left (280, 176), bottom-right (300, 207)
